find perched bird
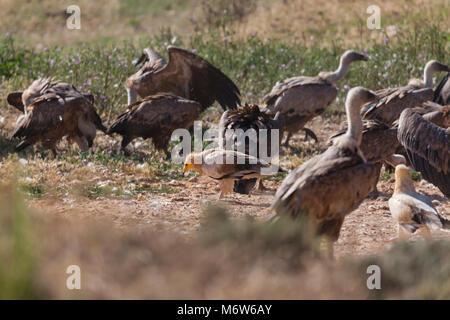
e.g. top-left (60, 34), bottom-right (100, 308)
top-left (434, 72), bottom-right (450, 105)
top-left (125, 46), bottom-right (240, 110)
top-left (10, 82), bottom-right (106, 154)
top-left (362, 60), bottom-right (450, 125)
top-left (183, 149), bottom-right (276, 199)
top-left (261, 50), bottom-right (367, 146)
top-left (270, 87), bottom-right (380, 255)
top-left (218, 104), bottom-right (282, 194)
top-left (107, 93), bottom-right (202, 157)
top-left (389, 164), bottom-right (450, 238)
top-left (7, 78), bottom-right (94, 114)
top-left (397, 106), bottom-right (449, 197)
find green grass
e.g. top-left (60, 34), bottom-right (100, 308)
top-left (19, 183), bottom-right (44, 198)
top-left (1, 23), bottom-right (448, 121)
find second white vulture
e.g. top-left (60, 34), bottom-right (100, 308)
top-left (270, 87), bottom-right (380, 256)
top-left (362, 60), bottom-right (450, 125)
top-left (261, 50), bottom-right (368, 146)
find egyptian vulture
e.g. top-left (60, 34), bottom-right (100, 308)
top-left (270, 87), bottom-right (380, 255)
top-left (9, 79), bottom-right (106, 153)
top-left (397, 106), bottom-right (449, 197)
top-left (261, 50), bottom-right (368, 146)
top-left (107, 93), bottom-right (202, 157)
top-left (389, 164), bottom-right (450, 238)
top-left (362, 60), bottom-right (450, 125)
top-left (218, 104), bottom-right (282, 194)
top-left (434, 72), bottom-right (450, 105)
top-left (183, 149), bottom-right (276, 199)
top-left (125, 46), bottom-right (240, 111)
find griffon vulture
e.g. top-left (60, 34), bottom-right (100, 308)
top-left (107, 93), bottom-right (202, 157)
top-left (270, 87), bottom-right (380, 255)
top-left (10, 80), bottom-right (106, 153)
top-left (362, 60), bottom-right (450, 125)
top-left (397, 106), bottom-right (449, 197)
top-left (261, 50), bottom-right (368, 146)
top-left (125, 46), bottom-right (240, 111)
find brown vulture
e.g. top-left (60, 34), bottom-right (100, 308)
top-left (270, 87), bottom-right (380, 256)
top-left (107, 93), bottom-right (202, 157)
top-left (261, 50), bottom-right (367, 146)
top-left (125, 46), bottom-right (240, 111)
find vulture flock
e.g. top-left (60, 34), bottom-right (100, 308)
top-left (5, 45), bottom-right (450, 256)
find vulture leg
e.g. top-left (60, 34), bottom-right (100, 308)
top-left (73, 135), bottom-right (89, 152)
top-left (255, 178), bottom-right (267, 191)
top-left (303, 128), bottom-right (318, 143)
top-left (163, 147), bottom-right (171, 159)
top-left (15, 139), bottom-right (34, 152)
top-left (282, 132), bottom-right (292, 147)
top-left (120, 135), bottom-right (133, 156)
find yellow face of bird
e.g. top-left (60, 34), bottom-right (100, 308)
top-left (395, 164), bottom-right (411, 181)
top-left (183, 153), bottom-right (196, 173)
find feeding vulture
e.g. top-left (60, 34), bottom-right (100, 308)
top-left (107, 93), bottom-right (202, 157)
top-left (389, 164), bottom-right (450, 238)
top-left (270, 87), bottom-right (380, 256)
top-left (218, 104), bottom-right (282, 194)
top-left (397, 106), bottom-right (449, 197)
top-left (125, 46), bottom-right (240, 111)
top-left (261, 50), bottom-right (367, 146)
top-left (7, 77), bottom-right (94, 114)
top-left (362, 60), bottom-right (450, 125)
top-left (434, 72), bottom-right (450, 105)
top-left (183, 149), bottom-right (277, 199)
top-left (8, 79), bottom-right (106, 153)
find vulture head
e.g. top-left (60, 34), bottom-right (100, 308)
top-left (341, 50), bottom-right (369, 64)
top-left (423, 60), bottom-right (450, 88)
top-left (394, 164), bottom-right (416, 194)
top-left (183, 153), bottom-right (201, 174)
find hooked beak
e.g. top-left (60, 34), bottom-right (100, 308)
top-left (183, 163), bottom-right (193, 173)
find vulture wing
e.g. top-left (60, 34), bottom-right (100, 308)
top-left (434, 72), bottom-right (450, 105)
top-left (271, 145), bottom-right (380, 240)
top-left (147, 46), bottom-right (240, 111)
top-left (328, 120), bottom-right (399, 163)
top-left (6, 91), bottom-right (24, 112)
top-left (362, 85), bottom-right (434, 125)
top-left (397, 108), bottom-right (450, 197)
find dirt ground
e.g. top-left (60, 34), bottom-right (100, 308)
top-left (22, 115), bottom-right (450, 260)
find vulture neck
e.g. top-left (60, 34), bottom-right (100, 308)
top-left (423, 65), bottom-right (434, 88)
top-left (344, 98), bottom-right (363, 146)
top-left (329, 56), bottom-right (351, 83)
top-left (395, 175), bottom-right (416, 195)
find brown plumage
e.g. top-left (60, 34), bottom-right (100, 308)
top-left (270, 87), bottom-right (380, 255)
top-left (11, 89), bottom-right (106, 153)
top-left (362, 60), bottom-right (450, 125)
top-left (218, 104), bottom-right (282, 194)
top-left (328, 119), bottom-right (400, 164)
top-left (125, 46), bottom-right (240, 111)
top-left (434, 72), bottom-right (450, 105)
top-left (261, 50), bottom-right (367, 146)
top-left (7, 78), bottom-right (94, 114)
top-left (107, 93), bottom-right (202, 157)
top-left (397, 107), bottom-right (450, 197)
top-left (389, 165), bottom-right (450, 238)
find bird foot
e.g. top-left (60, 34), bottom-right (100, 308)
top-left (303, 128), bottom-right (319, 143)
